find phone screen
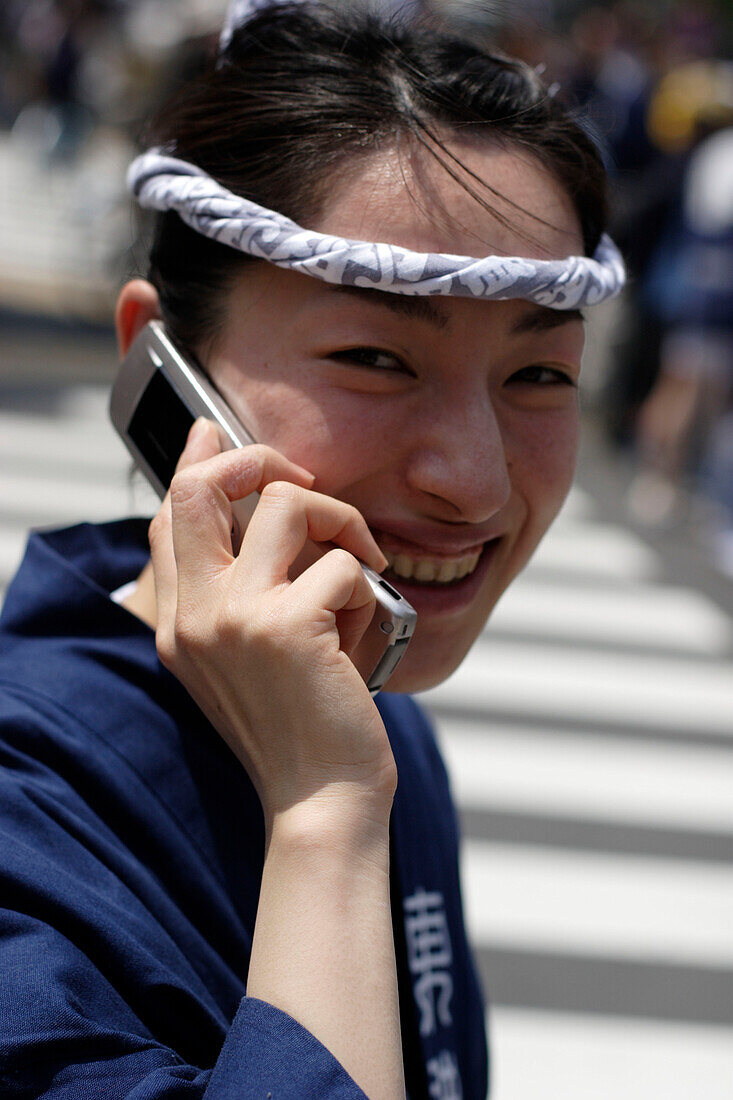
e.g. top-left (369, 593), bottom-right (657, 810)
top-left (129, 370), bottom-right (194, 490)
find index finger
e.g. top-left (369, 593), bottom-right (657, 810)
top-left (169, 437), bottom-right (316, 579)
top-left (236, 481), bottom-right (387, 591)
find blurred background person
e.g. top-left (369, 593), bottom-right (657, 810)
top-left (629, 75), bottom-right (733, 532)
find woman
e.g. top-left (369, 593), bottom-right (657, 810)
top-left (0, 3), bottom-right (623, 1098)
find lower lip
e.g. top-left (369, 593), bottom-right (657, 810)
top-left (382, 539), bottom-right (501, 616)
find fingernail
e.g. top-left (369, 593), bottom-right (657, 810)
top-left (295, 465), bottom-right (316, 484)
top-left (375, 548), bottom-right (388, 572)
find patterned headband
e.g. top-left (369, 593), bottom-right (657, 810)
top-left (209, 1), bottom-right (625, 302)
top-left (129, 150), bottom-right (625, 309)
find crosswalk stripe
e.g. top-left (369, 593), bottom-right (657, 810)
top-left (0, 417), bottom-right (129, 472)
top-left (422, 638), bottom-right (733, 735)
top-left (434, 720), bottom-right (733, 833)
top-left (0, 469), bottom-right (141, 527)
top-left (523, 521), bottom-right (661, 582)
top-left (461, 840), bottom-right (733, 967)
top-left (489, 574), bottom-right (733, 655)
top-left (489, 1008), bottom-right (733, 1100)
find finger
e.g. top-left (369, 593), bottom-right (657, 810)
top-left (169, 442), bottom-right (316, 583)
top-left (147, 420), bottom-right (222, 654)
top-left (287, 550), bottom-right (377, 667)
top-left (237, 483), bottom-right (387, 591)
top-left (334, 602), bottom-right (378, 663)
top-left (287, 546), bottom-right (376, 623)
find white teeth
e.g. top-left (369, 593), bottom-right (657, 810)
top-left (382, 548), bottom-right (483, 584)
top-left (437, 560), bottom-right (459, 583)
top-left (414, 559), bottom-right (437, 582)
top-left (392, 554), bottom-right (416, 579)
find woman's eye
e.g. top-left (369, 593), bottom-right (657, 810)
top-left (332, 347), bottom-right (410, 373)
top-left (509, 365), bottom-right (576, 387)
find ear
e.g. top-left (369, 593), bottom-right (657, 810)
top-left (115, 280), bottom-right (161, 357)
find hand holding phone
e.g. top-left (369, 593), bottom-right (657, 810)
top-left (141, 413), bottom-right (399, 823)
top-left (109, 321), bottom-right (416, 695)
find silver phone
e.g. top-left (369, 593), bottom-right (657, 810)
top-left (109, 321), bottom-right (416, 695)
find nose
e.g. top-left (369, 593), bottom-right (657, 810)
top-left (405, 393), bottom-right (512, 523)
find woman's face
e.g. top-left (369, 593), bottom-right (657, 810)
top-left (203, 139), bottom-right (585, 692)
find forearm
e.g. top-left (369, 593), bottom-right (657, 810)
top-left (246, 793), bottom-right (406, 1100)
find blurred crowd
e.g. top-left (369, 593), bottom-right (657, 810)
top-left (1, 0), bottom-right (732, 561)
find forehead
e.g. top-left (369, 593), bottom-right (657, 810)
top-left (312, 136), bottom-right (584, 263)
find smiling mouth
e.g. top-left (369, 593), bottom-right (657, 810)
top-left (382, 545), bottom-right (488, 585)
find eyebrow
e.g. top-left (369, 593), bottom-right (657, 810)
top-left (326, 284), bottom-right (584, 334)
top-left (326, 284), bottom-right (450, 329)
top-left (511, 306), bottom-right (585, 334)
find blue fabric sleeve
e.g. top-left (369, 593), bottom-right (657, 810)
top-left (204, 998), bottom-right (368, 1099)
top-left (0, 687), bottom-right (367, 1099)
top-left (0, 911), bottom-right (366, 1099)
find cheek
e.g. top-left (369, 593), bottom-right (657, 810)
top-left (223, 375), bottom-right (384, 492)
top-left (510, 407), bottom-right (580, 526)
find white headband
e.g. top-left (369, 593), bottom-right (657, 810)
top-left (220, 0), bottom-right (308, 51)
top-left (129, 151), bottom-right (625, 309)
top-left (136, 0), bottom-right (625, 309)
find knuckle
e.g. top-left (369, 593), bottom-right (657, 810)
top-left (345, 504), bottom-right (369, 534)
top-left (259, 480), bottom-right (301, 505)
top-left (171, 604), bottom-right (212, 656)
top-left (328, 548), bottom-right (364, 586)
top-left (248, 443), bottom-right (276, 464)
top-left (213, 596), bottom-right (250, 649)
top-left (343, 501), bottom-right (364, 522)
top-left (329, 546), bottom-right (357, 570)
top-left (334, 503), bottom-right (367, 541)
top-left (154, 625), bottom-right (176, 670)
top-left (169, 467), bottom-right (203, 507)
top-left (172, 610), bottom-right (196, 650)
top-left (227, 445), bottom-right (267, 491)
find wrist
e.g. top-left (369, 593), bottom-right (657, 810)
top-left (266, 784), bottom-right (395, 866)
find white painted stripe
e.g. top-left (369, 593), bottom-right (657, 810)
top-left (525, 522), bottom-right (660, 582)
top-left (53, 385), bottom-right (117, 420)
top-left (490, 1008), bottom-right (733, 1100)
top-left (421, 639), bottom-right (733, 735)
top-left (432, 718), bottom-right (733, 833)
top-left (0, 416), bottom-right (128, 471)
top-left (462, 840), bottom-right (733, 967)
top-left (489, 575), bottom-right (733, 654)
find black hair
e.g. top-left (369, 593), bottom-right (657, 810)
top-left (144, 2), bottom-right (608, 353)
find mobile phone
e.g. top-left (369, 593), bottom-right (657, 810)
top-left (109, 321), bottom-right (417, 695)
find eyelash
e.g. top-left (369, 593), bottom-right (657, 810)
top-left (332, 349), bottom-right (575, 388)
top-left (510, 365), bottom-right (576, 387)
top-left (332, 347), bottom-right (413, 374)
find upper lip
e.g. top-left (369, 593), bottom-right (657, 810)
top-left (369, 522), bottom-right (505, 558)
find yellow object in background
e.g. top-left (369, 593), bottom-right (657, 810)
top-left (648, 60), bottom-right (733, 153)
